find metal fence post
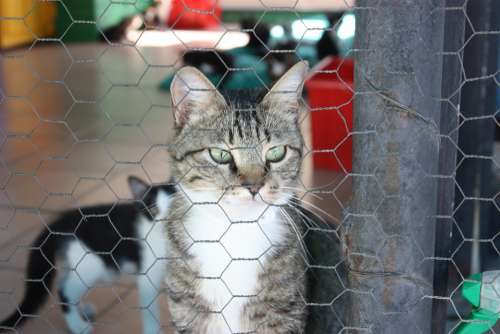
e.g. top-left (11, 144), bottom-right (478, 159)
top-left (347, 1), bottom-right (447, 332)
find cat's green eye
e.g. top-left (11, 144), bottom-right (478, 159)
top-left (209, 148), bottom-right (233, 164)
top-left (265, 146), bottom-right (287, 163)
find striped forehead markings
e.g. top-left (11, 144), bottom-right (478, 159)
top-left (228, 108), bottom-right (270, 144)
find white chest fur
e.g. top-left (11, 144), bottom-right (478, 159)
top-left (183, 204), bottom-right (287, 333)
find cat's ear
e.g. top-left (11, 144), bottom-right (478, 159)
top-left (128, 176), bottom-right (150, 201)
top-left (170, 66), bottom-right (226, 128)
top-left (262, 61), bottom-right (309, 111)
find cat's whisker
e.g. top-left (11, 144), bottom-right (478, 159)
top-left (279, 186), bottom-right (323, 200)
top-left (292, 206), bottom-right (340, 243)
top-left (289, 201), bottom-right (341, 237)
top-left (290, 196), bottom-right (337, 223)
top-left (287, 197), bottom-right (328, 225)
top-left (278, 192), bottom-right (312, 227)
top-left (290, 206), bottom-right (322, 229)
top-left (296, 177), bottom-right (344, 193)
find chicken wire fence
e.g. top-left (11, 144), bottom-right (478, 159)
top-left (0, 0), bottom-right (499, 333)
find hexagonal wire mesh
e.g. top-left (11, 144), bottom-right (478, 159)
top-left (0, 0), bottom-right (499, 333)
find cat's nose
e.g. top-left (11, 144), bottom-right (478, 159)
top-left (238, 167), bottom-right (265, 197)
top-left (242, 182), bottom-right (263, 197)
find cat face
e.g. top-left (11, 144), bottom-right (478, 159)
top-left (169, 62), bottom-right (308, 219)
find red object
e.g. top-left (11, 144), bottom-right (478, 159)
top-left (167, 0), bottom-right (221, 30)
top-left (305, 57), bottom-right (354, 172)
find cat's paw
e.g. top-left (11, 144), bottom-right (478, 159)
top-left (80, 303), bottom-right (97, 321)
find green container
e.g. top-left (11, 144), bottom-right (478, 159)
top-left (57, 0), bottom-right (98, 42)
top-left (56, 0), bottom-right (152, 42)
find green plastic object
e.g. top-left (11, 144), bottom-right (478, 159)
top-left (57, 1), bottom-right (98, 42)
top-left (462, 273), bottom-right (482, 308)
top-left (457, 272), bottom-right (500, 334)
top-left (96, 0), bottom-right (153, 31)
top-left (57, 0), bottom-right (153, 42)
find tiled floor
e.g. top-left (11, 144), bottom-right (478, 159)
top-left (0, 42), bottom-right (349, 333)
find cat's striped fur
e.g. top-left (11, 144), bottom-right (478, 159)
top-left (165, 62), bottom-right (311, 333)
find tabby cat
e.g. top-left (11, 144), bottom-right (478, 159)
top-left (165, 61), bottom-right (311, 333)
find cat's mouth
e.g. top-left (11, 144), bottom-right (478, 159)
top-left (223, 188), bottom-right (290, 206)
top-left (218, 190), bottom-right (293, 222)
top-left (219, 196), bottom-right (268, 221)
top-left (225, 193), bottom-right (261, 203)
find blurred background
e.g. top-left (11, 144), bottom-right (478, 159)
top-left (1, 0), bottom-right (500, 333)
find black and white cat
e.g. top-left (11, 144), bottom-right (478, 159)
top-left (0, 177), bottom-right (175, 334)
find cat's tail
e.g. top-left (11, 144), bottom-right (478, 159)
top-left (0, 227), bottom-right (62, 331)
